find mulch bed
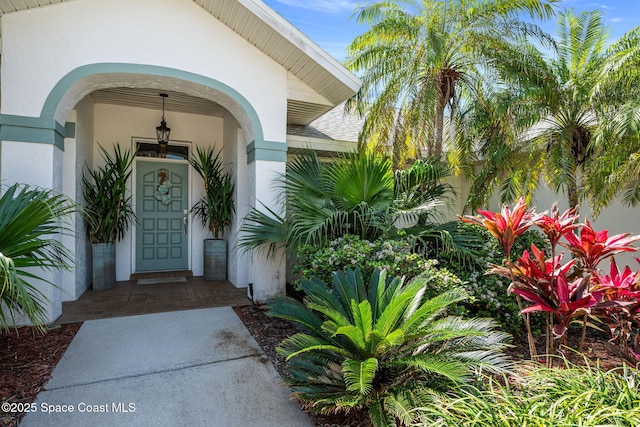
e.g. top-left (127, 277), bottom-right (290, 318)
top-left (0, 307), bottom-right (634, 427)
top-left (0, 323), bottom-right (81, 427)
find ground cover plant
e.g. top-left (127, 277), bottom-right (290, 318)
top-left (268, 267), bottom-right (511, 427)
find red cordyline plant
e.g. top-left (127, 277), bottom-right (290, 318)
top-left (463, 200), bottom-right (640, 364)
top-left (591, 258), bottom-right (640, 363)
top-left (563, 219), bottom-right (640, 271)
top-left (461, 197), bottom-right (540, 260)
top-left (461, 197), bottom-right (542, 357)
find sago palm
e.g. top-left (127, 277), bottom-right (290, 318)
top-left (345, 0), bottom-right (556, 165)
top-left (0, 184), bottom-right (74, 330)
top-left (269, 268), bottom-right (512, 427)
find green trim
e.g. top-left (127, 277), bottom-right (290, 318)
top-left (65, 122), bottom-right (76, 138)
top-left (41, 62), bottom-right (265, 146)
top-left (0, 114), bottom-right (65, 150)
top-left (5, 63), bottom-right (287, 160)
top-left (247, 140), bottom-right (287, 163)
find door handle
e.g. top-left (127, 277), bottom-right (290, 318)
top-left (183, 210), bottom-right (188, 234)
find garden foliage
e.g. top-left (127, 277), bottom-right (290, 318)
top-left (463, 198), bottom-right (640, 363)
top-left (417, 361), bottom-right (640, 426)
top-left (240, 151), bottom-right (472, 259)
top-left (189, 146), bottom-right (235, 239)
top-left (82, 144), bottom-right (136, 244)
top-left (0, 184), bottom-right (74, 330)
top-left (294, 234), bottom-right (461, 300)
top-left (437, 224), bottom-right (549, 334)
top-left (268, 267), bottom-right (511, 427)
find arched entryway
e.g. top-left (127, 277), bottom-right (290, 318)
top-left (0, 63), bottom-right (288, 322)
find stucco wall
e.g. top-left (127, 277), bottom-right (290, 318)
top-left (530, 184), bottom-right (640, 268)
top-left (71, 96), bottom-right (95, 299)
top-left (1, 0), bottom-right (287, 143)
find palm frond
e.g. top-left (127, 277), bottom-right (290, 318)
top-left (0, 183), bottom-right (75, 330)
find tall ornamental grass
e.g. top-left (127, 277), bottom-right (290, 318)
top-left (416, 361), bottom-right (640, 426)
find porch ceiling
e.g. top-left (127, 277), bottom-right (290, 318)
top-left (90, 88), bottom-right (228, 117)
top-left (0, 0), bottom-right (361, 125)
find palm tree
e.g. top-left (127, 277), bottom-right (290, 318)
top-left (453, 85), bottom-right (547, 211)
top-left (345, 0), bottom-right (556, 167)
top-left (584, 27), bottom-right (640, 213)
top-left (461, 9), bottom-right (635, 211)
top-left (269, 268), bottom-right (511, 426)
top-left (0, 184), bottom-right (74, 331)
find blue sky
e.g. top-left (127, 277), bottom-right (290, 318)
top-left (262, 0), bottom-right (640, 62)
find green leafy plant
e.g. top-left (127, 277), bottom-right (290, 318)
top-left (189, 146), bottom-right (235, 239)
top-left (268, 268), bottom-right (511, 427)
top-left (464, 200), bottom-right (640, 363)
top-left (240, 150), bottom-right (472, 258)
top-left (417, 361), bottom-right (640, 426)
top-left (437, 223), bottom-right (548, 335)
top-left (294, 234), bottom-right (462, 299)
top-left (0, 184), bottom-right (74, 330)
top-left (82, 144), bottom-right (137, 243)
top-left (345, 0), bottom-right (555, 163)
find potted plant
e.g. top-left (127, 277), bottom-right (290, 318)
top-left (190, 146), bottom-right (235, 281)
top-left (82, 144), bottom-right (137, 290)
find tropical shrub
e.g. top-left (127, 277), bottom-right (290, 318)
top-left (463, 199), bottom-right (640, 363)
top-left (240, 151), bottom-right (472, 258)
top-left (0, 184), bottom-right (74, 330)
top-left (416, 362), bottom-right (640, 426)
top-left (82, 144), bottom-right (136, 243)
top-left (268, 268), bottom-right (511, 427)
top-left (437, 223), bottom-right (549, 334)
top-left (294, 234), bottom-right (462, 299)
top-left (189, 146), bottom-right (235, 239)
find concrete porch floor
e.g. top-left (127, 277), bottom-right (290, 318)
top-left (55, 276), bottom-right (250, 324)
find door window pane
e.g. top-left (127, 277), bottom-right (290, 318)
top-left (136, 142), bottom-right (189, 160)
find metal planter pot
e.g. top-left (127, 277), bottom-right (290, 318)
top-left (92, 242), bottom-right (116, 290)
top-left (203, 239), bottom-right (227, 281)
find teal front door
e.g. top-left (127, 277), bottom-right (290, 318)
top-left (136, 161), bottom-right (189, 272)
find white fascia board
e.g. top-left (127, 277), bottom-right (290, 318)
top-left (287, 134), bottom-right (357, 153)
top-left (239, 0), bottom-right (361, 92)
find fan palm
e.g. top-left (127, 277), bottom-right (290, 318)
top-left (239, 150), bottom-right (464, 256)
top-left (345, 0), bottom-right (556, 166)
top-left (269, 267), bottom-right (512, 427)
top-left (0, 183), bottom-right (74, 330)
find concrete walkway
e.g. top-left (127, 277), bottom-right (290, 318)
top-left (20, 307), bottom-right (312, 427)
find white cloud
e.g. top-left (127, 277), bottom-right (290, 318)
top-left (275, 0), bottom-right (356, 14)
top-left (611, 17), bottom-right (624, 22)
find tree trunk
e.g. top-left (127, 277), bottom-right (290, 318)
top-left (434, 99), bottom-right (445, 158)
top-left (567, 179), bottom-right (579, 210)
